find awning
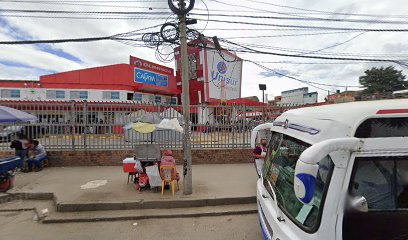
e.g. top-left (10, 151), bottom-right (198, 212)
top-left (134, 83), bottom-right (180, 96)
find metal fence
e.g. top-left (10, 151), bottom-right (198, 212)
top-left (0, 100), bottom-right (308, 150)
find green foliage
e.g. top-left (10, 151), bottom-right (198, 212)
top-left (359, 66), bottom-right (407, 94)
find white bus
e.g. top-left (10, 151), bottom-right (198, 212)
top-left (251, 99), bottom-right (408, 240)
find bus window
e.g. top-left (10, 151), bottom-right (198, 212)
top-left (355, 117), bottom-right (408, 138)
top-left (344, 156), bottom-right (408, 240)
top-left (262, 132), bottom-right (334, 232)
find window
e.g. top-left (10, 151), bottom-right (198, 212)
top-left (134, 93), bottom-right (143, 102)
top-left (188, 53), bottom-right (198, 79)
top-left (70, 91), bottom-right (88, 99)
top-left (56, 91), bottom-right (65, 99)
top-left (355, 118), bottom-right (408, 138)
top-left (155, 96), bottom-right (161, 104)
top-left (111, 92), bottom-right (120, 100)
top-left (46, 90), bottom-right (65, 99)
top-left (103, 91), bottom-right (120, 100)
top-left (79, 91), bottom-right (88, 99)
top-left (1, 89), bottom-right (20, 98)
top-left (127, 93), bottom-right (134, 101)
top-left (262, 132), bottom-right (333, 231)
top-left (170, 97), bottom-right (177, 105)
top-left (349, 156), bottom-right (408, 210)
top-left (10, 90), bottom-right (20, 98)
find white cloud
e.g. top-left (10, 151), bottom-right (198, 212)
top-left (0, 0), bottom-right (407, 100)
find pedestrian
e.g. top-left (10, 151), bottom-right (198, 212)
top-left (253, 138), bottom-right (268, 177)
top-left (10, 132), bottom-right (29, 170)
top-left (27, 139), bottom-right (47, 172)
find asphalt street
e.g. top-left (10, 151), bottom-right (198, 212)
top-left (0, 210), bottom-right (262, 240)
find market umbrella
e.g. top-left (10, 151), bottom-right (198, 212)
top-left (133, 112), bottom-right (163, 124)
top-left (131, 122), bottom-right (156, 133)
top-left (125, 113), bottom-right (163, 143)
top-left (0, 106), bottom-right (37, 123)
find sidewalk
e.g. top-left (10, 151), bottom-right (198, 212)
top-left (7, 164), bottom-right (258, 210)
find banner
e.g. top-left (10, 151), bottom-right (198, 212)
top-left (134, 68), bottom-right (168, 87)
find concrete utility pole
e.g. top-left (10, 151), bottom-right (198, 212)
top-left (173, 0), bottom-right (193, 195)
top-left (180, 15), bottom-right (192, 195)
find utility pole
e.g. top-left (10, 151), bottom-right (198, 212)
top-left (168, 0), bottom-right (195, 195)
top-left (180, 13), bottom-right (192, 195)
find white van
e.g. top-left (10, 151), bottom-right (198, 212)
top-left (251, 100), bottom-right (408, 240)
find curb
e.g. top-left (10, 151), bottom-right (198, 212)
top-left (1, 191), bottom-right (257, 213)
top-left (56, 196), bottom-right (257, 212)
top-left (0, 192), bottom-right (54, 204)
top-left (42, 207), bottom-right (258, 224)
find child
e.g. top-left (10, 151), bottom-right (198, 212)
top-left (160, 150), bottom-right (179, 181)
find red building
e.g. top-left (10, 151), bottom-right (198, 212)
top-left (0, 56), bottom-right (180, 104)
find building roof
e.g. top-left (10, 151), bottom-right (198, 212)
top-left (209, 98), bottom-right (266, 106)
top-left (281, 87), bottom-right (308, 94)
top-left (272, 99), bottom-right (408, 144)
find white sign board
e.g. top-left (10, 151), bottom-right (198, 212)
top-left (206, 50), bottom-right (242, 100)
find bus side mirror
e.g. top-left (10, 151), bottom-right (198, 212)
top-left (294, 160), bottom-right (319, 205)
top-left (294, 137), bottom-right (363, 205)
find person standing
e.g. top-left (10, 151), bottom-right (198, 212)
top-left (253, 138), bottom-right (268, 177)
top-left (10, 133), bottom-right (29, 169)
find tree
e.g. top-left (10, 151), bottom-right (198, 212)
top-left (359, 66), bottom-right (407, 94)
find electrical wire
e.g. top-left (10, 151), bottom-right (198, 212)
top-left (189, 12), bottom-right (408, 25)
top-left (5, 9), bottom-right (408, 25)
top-left (192, 18), bottom-right (408, 32)
top-left (239, 0), bottom-right (408, 19)
top-left (221, 30), bottom-right (362, 39)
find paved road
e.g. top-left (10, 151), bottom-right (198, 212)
top-left (0, 211), bottom-right (262, 240)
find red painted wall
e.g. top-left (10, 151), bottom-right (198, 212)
top-left (40, 64), bottom-right (134, 91)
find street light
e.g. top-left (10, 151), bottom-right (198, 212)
top-left (259, 84), bottom-right (266, 103)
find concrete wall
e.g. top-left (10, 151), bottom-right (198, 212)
top-left (0, 149), bottom-right (253, 166)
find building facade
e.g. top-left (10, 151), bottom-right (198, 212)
top-left (279, 87), bottom-right (318, 105)
top-left (0, 56), bottom-right (179, 104)
top-left (174, 40), bottom-right (243, 105)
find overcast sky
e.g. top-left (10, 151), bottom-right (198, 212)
top-left (1, 0), bottom-right (408, 101)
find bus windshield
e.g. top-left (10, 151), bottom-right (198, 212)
top-left (262, 132), bottom-right (333, 231)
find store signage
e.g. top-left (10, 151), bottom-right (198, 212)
top-left (130, 56), bottom-right (173, 75)
top-left (134, 68), bottom-right (168, 87)
top-left (210, 61), bottom-right (239, 87)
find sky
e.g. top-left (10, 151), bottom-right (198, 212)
top-left (1, 0), bottom-right (408, 101)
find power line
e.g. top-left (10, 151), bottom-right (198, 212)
top-left (0, 24), bottom-right (163, 44)
top-left (0, 9), bottom-right (170, 15)
top-left (4, 9), bottom-right (408, 25)
top-left (240, 0), bottom-right (408, 18)
top-left (190, 13), bottom-right (408, 24)
top-left (220, 30), bottom-right (362, 39)
top-left (0, 15), bottom-right (169, 20)
top-left (249, 61), bottom-right (361, 92)
top-left (223, 40), bottom-right (408, 63)
top-left (224, 41), bottom-right (408, 58)
top-left (192, 18), bottom-right (408, 32)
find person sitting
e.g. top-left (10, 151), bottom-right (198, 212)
top-left (27, 140), bottom-right (47, 172)
top-left (160, 150), bottom-right (179, 181)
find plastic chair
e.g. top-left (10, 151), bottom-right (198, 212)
top-left (160, 165), bottom-right (178, 196)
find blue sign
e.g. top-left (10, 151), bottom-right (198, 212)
top-left (134, 68), bottom-right (168, 87)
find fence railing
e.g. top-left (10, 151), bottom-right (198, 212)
top-left (0, 100), bottom-right (309, 150)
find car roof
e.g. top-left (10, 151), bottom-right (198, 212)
top-left (272, 99), bottom-right (408, 144)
